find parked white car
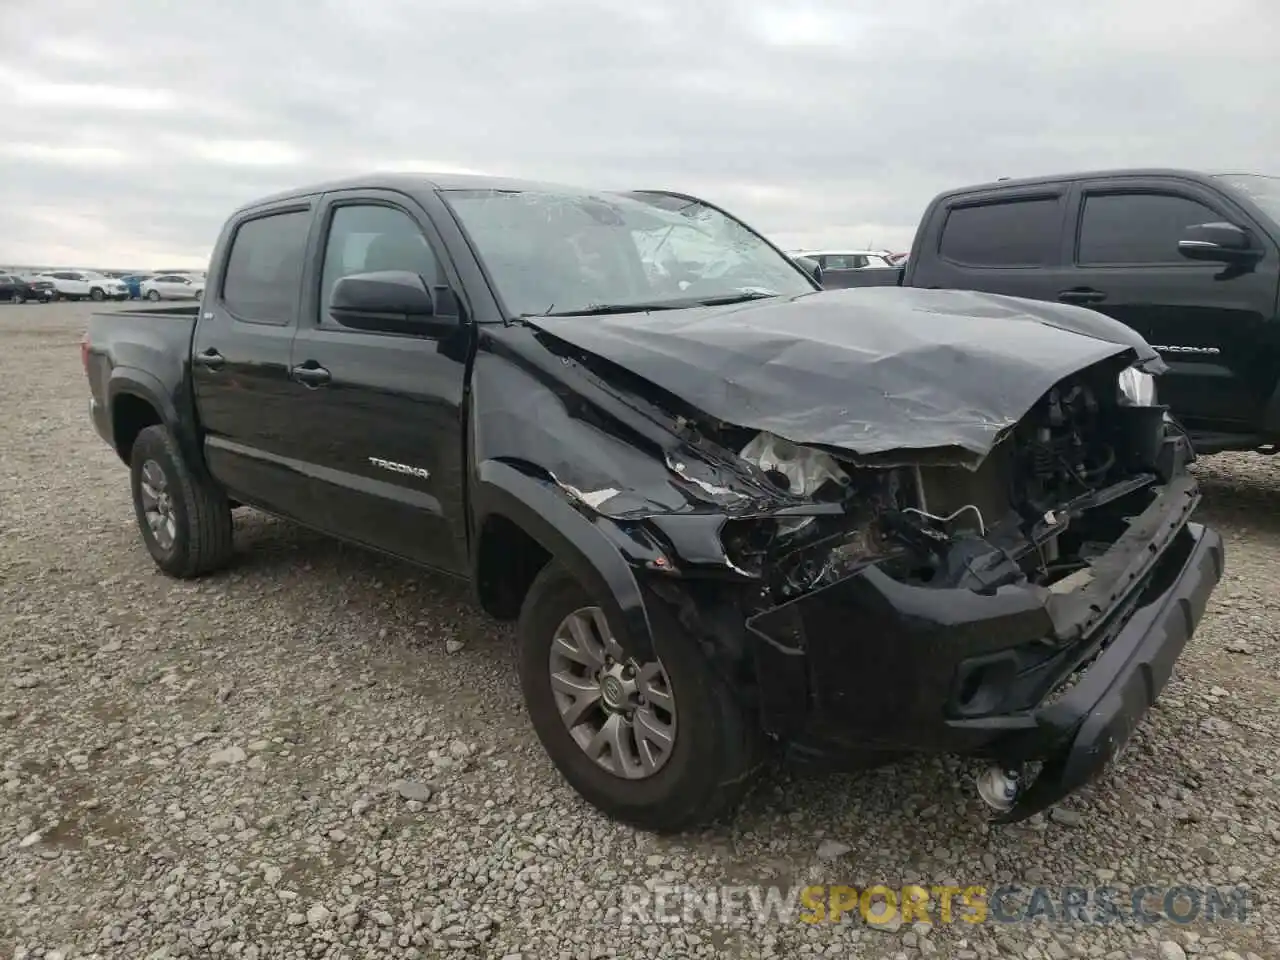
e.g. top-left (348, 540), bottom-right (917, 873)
top-left (39, 271), bottom-right (129, 301)
top-left (140, 274), bottom-right (204, 301)
top-left (788, 249), bottom-right (898, 271)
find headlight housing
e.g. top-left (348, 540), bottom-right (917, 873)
top-left (1118, 366), bottom-right (1157, 406)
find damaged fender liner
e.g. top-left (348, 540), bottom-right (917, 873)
top-left (743, 475), bottom-right (1225, 821)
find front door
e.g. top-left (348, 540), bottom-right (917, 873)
top-left (1064, 180), bottom-right (1279, 431)
top-left (281, 190), bottom-right (471, 574)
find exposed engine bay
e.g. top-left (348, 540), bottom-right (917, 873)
top-left (718, 363), bottom-right (1173, 608)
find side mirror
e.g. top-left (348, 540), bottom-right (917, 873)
top-left (1177, 222), bottom-right (1260, 264)
top-left (793, 255), bottom-right (823, 286)
top-left (330, 270), bottom-right (459, 337)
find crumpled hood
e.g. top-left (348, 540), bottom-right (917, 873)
top-left (527, 286), bottom-right (1155, 467)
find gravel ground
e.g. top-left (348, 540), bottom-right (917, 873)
top-left (2, 301), bottom-right (1278, 960)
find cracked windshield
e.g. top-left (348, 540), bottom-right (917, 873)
top-left (442, 188), bottom-right (815, 317)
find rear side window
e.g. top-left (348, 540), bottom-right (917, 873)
top-left (1077, 192), bottom-right (1219, 265)
top-left (221, 209), bottom-right (310, 324)
top-left (938, 197), bottom-right (1062, 267)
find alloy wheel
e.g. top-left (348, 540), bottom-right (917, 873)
top-left (547, 606), bottom-right (677, 779)
top-left (138, 459), bottom-right (177, 550)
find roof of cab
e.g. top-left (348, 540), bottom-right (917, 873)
top-left (940, 167), bottom-right (1232, 197)
top-left (236, 171), bottom-right (617, 214)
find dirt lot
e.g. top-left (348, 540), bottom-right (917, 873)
top-left (2, 301), bottom-right (1278, 960)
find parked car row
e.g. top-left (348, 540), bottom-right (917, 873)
top-left (0, 268), bottom-right (207, 302)
top-left (93, 269), bottom-right (207, 301)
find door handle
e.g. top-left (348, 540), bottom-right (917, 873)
top-left (194, 348), bottom-right (225, 370)
top-left (1057, 288), bottom-right (1107, 305)
top-left (291, 362), bottom-right (331, 387)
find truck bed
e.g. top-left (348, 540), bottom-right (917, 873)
top-left (85, 305), bottom-right (200, 448)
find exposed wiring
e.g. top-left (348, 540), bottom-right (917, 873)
top-left (902, 503), bottom-right (987, 537)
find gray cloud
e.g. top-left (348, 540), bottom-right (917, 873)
top-left (1, 0), bottom-right (1276, 267)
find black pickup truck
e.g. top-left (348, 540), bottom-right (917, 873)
top-left (83, 173), bottom-right (1223, 832)
top-left (828, 169), bottom-right (1280, 457)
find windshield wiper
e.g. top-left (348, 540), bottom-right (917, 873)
top-left (533, 290), bottom-right (780, 318)
top-left (690, 290), bottom-right (779, 307)
top-left (539, 301), bottom-right (689, 317)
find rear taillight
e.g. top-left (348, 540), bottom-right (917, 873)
top-left (80, 333), bottom-right (90, 373)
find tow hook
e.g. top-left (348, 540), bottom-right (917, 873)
top-left (975, 764), bottom-right (1023, 813)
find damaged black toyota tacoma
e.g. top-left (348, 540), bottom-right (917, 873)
top-left (82, 173), bottom-right (1225, 832)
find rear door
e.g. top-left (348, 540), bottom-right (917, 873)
top-left (1065, 177), bottom-right (1278, 430)
top-left (192, 201), bottom-right (315, 517)
top-left (909, 188), bottom-right (1071, 299)
top-left (280, 189), bottom-right (471, 574)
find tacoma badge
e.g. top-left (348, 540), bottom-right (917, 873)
top-left (368, 456), bottom-right (430, 480)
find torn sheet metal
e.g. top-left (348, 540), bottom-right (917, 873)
top-left (527, 286), bottom-right (1152, 468)
top-left (469, 349), bottom-right (780, 520)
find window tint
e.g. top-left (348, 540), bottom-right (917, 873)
top-left (222, 209), bottom-right (310, 324)
top-left (938, 197), bottom-right (1061, 267)
top-left (1077, 192), bottom-right (1219, 265)
top-left (319, 204), bottom-right (438, 322)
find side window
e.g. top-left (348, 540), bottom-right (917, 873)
top-left (1077, 192), bottom-right (1219, 265)
top-left (318, 204), bottom-right (439, 324)
top-left (826, 255), bottom-right (866, 270)
top-left (222, 209), bottom-right (310, 325)
top-left (938, 196), bottom-right (1062, 267)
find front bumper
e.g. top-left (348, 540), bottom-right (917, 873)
top-left (745, 476), bottom-right (1224, 821)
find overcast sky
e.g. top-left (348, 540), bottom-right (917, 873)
top-left (1, 0), bottom-right (1276, 269)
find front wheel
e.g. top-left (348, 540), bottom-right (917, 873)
top-left (129, 425), bottom-right (234, 578)
top-left (517, 562), bottom-right (759, 832)
top-left (89, 287), bottom-right (106, 301)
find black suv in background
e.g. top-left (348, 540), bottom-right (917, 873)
top-left (835, 170), bottom-right (1280, 456)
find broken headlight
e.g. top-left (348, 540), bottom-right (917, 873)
top-left (1117, 366), bottom-right (1157, 406)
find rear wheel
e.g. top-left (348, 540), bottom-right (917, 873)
top-left (129, 425), bottom-right (234, 578)
top-left (146, 289), bottom-right (161, 301)
top-left (9, 292), bottom-right (23, 304)
top-left (517, 562), bottom-right (759, 832)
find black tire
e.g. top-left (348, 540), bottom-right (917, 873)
top-left (146, 289), bottom-right (161, 301)
top-left (9, 293), bottom-right (23, 305)
top-left (193, 289), bottom-right (203, 301)
top-left (517, 562), bottom-right (759, 833)
top-left (90, 287), bottom-right (105, 301)
top-left (129, 425), bottom-right (233, 578)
